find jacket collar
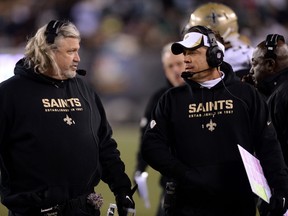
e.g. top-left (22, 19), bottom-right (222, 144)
top-left (257, 68), bottom-right (288, 97)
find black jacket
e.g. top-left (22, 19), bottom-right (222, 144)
top-left (0, 59), bottom-right (131, 213)
top-left (135, 80), bottom-right (173, 188)
top-left (141, 62), bottom-right (288, 202)
top-left (258, 68), bottom-right (288, 165)
top-left (136, 81), bottom-right (172, 173)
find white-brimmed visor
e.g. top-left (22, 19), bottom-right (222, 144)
top-left (171, 32), bottom-right (225, 55)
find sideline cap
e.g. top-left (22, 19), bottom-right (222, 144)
top-left (171, 32), bottom-right (225, 55)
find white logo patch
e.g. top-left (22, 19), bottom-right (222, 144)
top-left (63, 114), bottom-right (75, 125)
top-left (150, 120), bottom-right (156, 128)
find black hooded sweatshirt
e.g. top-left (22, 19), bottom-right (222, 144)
top-left (257, 68), bottom-right (288, 166)
top-left (0, 59), bottom-right (131, 213)
top-left (135, 79), bottom-right (173, 189)
top-left (141, 62), bottom-right (288, 205)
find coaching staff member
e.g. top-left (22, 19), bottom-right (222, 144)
top-left (0, 20), bottom-right (135, 216)
top-left (141, 25), bottom-right (288, 216)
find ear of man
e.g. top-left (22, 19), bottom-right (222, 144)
top-left (264, 58), bottom-right (276, 75)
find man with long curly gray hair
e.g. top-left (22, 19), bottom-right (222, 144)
top-left (0, 20), bottom-right (136, 216)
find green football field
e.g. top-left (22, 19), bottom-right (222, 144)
top-left (0, 124), bottom-right (161, 216)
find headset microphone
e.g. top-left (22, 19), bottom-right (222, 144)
top-left (181, 67), bottom-right (211, 78)
top-left (76, 69), bottom-right (86, 76)
top-left (181, 72), bottom-right (194, 78)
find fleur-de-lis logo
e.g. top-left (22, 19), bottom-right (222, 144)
top-left (206, 119), bottom-right (216, 131)
top-left (206, 11), bottom-right (222, 26)
top-left (63, 114), bottom-right (75, 125)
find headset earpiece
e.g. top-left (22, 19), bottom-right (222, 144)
top-left (264, 34), bottom-right (285, 60)
top-left (206, 31), bottom-right (224, 67)
top-left (45, 20), bottom-right (65, 44)
top-left (188, 25), bottom-right (224, 67)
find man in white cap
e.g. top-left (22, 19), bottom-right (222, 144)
top-left (141, 25), bottom-right (288, 216)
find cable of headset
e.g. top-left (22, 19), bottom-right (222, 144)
top-left (217, 69), bottom-right (249, 112)
top-left (189, 26), bottom-right (249, 112)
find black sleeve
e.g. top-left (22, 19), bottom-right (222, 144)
top-left (269, 83), bottom-right (288, 165)
top-left (251, 88), bottom-right (288, 192)
top-left (135, 88), bottom-right (169, 172)
top-left (141, 91), bottom-right (188, 181)
top-left (95, 94), bottom-right (132, 195)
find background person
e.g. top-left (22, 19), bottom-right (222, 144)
top-left (134, 42), bottom-right (185, 216)
top-left (184, 2), bottom-right (254, 78)
top-left (249, 34), bottom-right (288, 165)
top-left (247, 33), bottom-right (288, 216)
top-left (141, 25), bottom-right (288, 216)
top-left (0, 20), bottom-right (135, 216)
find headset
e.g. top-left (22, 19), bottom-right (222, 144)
top-left (188, 25), bottom-right (224, 68)
top-left (44, 20), bottom-right (65, 44)
top-left (264, 34), bottom-right (285, 60)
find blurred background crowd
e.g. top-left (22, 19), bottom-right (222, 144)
top-left (1, 0), bottom-right (288, 124)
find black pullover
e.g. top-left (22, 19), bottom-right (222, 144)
top-left (142, 62), bottom-right (288, 206)
top-left (0, 59), bottom-right (131, 213)
top-left (257, 68), bottom-right (288, 166)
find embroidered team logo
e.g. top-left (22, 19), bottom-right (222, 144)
top-left (150, 120), bottom-right (156, 129)
top-left (63, 114), bottom-right (75, 125)
top-left (206, 119), bottom-right (216, 131)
